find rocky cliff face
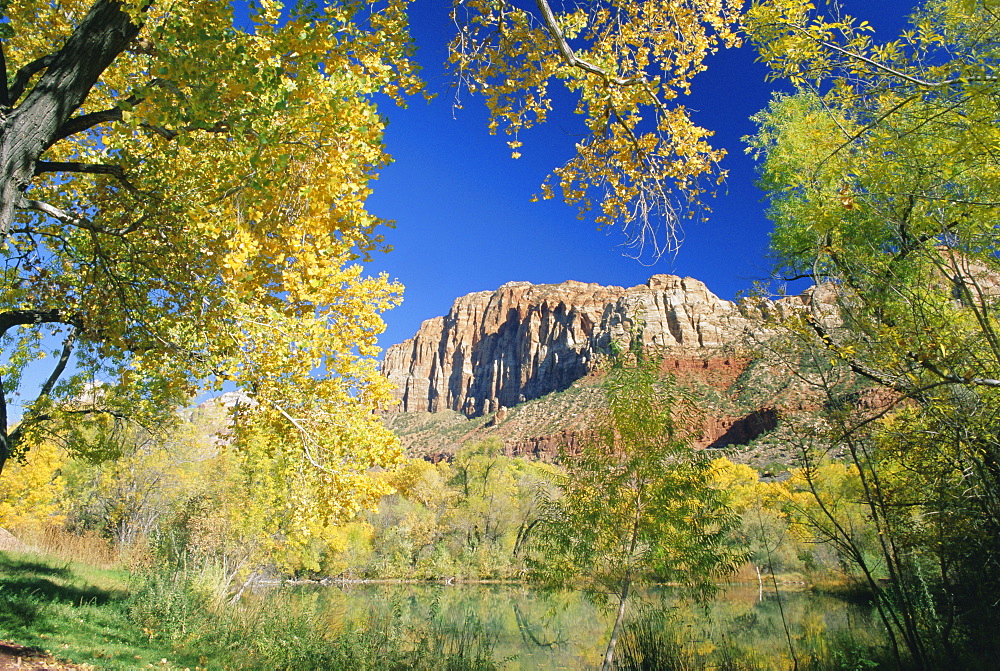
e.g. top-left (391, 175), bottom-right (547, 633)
top-left (382, 274), bottom-right (792, 417)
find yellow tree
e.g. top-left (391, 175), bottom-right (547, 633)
top-left (0, 439), bottom-right (66, 532)
top-left (0, 0), bottom-right (420, 540)
top-left (449, 0), bottom-right (741, 259)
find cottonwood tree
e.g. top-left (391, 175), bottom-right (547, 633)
top-left (0, 0), bottom-right (420, 539)
top-left (746, 0), bottom-right (1000, 664)
top-left (449, 0), bottom-right (741, 259)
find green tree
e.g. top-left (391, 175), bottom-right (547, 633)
top-left (746, 0), bottom-right (1000, 664)
top-left (531, 359), bottom-right (745, 670)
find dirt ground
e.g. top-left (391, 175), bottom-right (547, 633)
top-left (0, 642), bottom-right (91, 670)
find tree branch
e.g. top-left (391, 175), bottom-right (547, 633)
top-left (34, 160), bottom-right (142, 194)
top-left (808, 31), bottom-right (998, 89)
top-left (0, 42), bottom-right (10, 109)
top-left (9, 328), bottom-right (79, 449)
top-left (17, 196), bottom-right (94, 229)
top-left (805, 315), bottom-right (907, 390)
top-left (37, 328), bottom-right (78, 403)
top-left (0, 0), bottom-right (142, 234)
top-left (534, 0), bottom-right (642, 86)
top-left (52, 106), bottom-right (123, 143)
top-left (808, 313), bottom-right (1000, 390)
top-left (908, 354), bottom-right (1000, 388)
top-left (0, 307), bottom-right (82, 338)
top-left (8, 53), bottom-right (55, 105)
top-left (141, 119), bottom-right (231, 142)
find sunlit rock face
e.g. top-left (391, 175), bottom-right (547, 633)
top-left (382, 274), bottom-right (782, 417)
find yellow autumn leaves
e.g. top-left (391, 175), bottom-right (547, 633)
top-left (0, 0), bottom-right (421, 546)
top-left (450, 0), bottom-right (741, 259)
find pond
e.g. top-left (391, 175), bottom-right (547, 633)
top-left (285, 582), bottom-right (881, 669)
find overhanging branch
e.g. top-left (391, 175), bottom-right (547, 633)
top-left (17, 196), bottom-right (94, 229)
top-left (37, 328), bottom-right (78, 403)
top-left (34, 160), bottom-right (142, 194)
top-left (805, 315), bottom-right (906, 390)
top-left (0, 307), bottom-right (82, 338)
top-left (534, 0), bottom-right (642, 86)
top-left (9, 328), bottom-right (79, 449)
top-left (52, 106), bottom-right (123, 143)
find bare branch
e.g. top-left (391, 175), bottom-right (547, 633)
top-left (269, 401), bottom-right (336, 474)
top-left (52, 106), bottom-right (123, 143)
top-left (908, 354), bottom-right (1000, 388)
top-left (0, 307), bottom-right (82, 338)
top-left (37, 328), bottom-right (78, 403)
top-left (17, 196), bottom-right (94, 229)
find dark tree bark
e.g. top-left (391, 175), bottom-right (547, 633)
top-left (0, 308), bottom-right (81, 338)
top-left (0, 0), bottom-right (140, 234)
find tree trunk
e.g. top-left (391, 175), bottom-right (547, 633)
top-left (602, 576), bottom-right (630, 671)
top-left (0, 0), bottom-right (140, 234)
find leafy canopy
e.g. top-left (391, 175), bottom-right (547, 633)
top-left (0, 0), bottom-right (421, 536)
top-left (746, 0), bottom-right (1000, 661)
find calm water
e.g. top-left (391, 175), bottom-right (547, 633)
top-left (286, 582), bottom-right (880, 670)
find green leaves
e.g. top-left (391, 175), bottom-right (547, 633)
top-left (746, 0), bottom-right (1000, 659)
top-left (532, 358), bottom-right (746, 597)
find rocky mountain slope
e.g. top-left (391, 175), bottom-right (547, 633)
top-left (381, 274), bottom-right (832, 463)
top-left (383, 274), bottom-right (815, 416)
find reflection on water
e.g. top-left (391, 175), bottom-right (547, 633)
top-left (291, 582), bottom-right (879, 670)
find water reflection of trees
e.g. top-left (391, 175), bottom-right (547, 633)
top-left (513, 602), bottom-right (569, 649)
top-left (316, 583), bottom-right (881, 669)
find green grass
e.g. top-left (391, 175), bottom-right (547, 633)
top-left (0, 550), bottom-right (188, 668)
top-left (0, 549), bottom-right (501, 670)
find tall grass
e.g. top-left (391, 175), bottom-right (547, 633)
top-left (0, 541), bottom-right (501, 670)
top-left (13, 525), bottom-right (120, 568)
top-left (126, 568), bottom-right (501, 670)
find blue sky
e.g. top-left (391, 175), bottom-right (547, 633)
top-left (365, 0), bottom-right (917, 353)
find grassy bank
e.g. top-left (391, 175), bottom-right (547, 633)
top-left (0, 547), bottom-right (499, 670)
top-left (0, 550), bottom-right (181, 668)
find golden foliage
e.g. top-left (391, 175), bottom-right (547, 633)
top-left (0, 441), bottom-right (67, 531)
top-left (449, 0), bottom-right (741, 258)
top-left (0, 1), bottom-right (422, 541)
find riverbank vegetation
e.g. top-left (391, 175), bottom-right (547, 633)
top-left (0, 542), bottom-right (501, 670)
top-left (0, 365), bottom-right (944, 668)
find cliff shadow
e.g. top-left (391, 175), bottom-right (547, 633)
top-left (705, 408), bottom-right (779, 449)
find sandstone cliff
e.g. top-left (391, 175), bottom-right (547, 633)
top-left (382, 274), bottom-right (772, 417)
top-left (381, 274), bottom-right (840, 465)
